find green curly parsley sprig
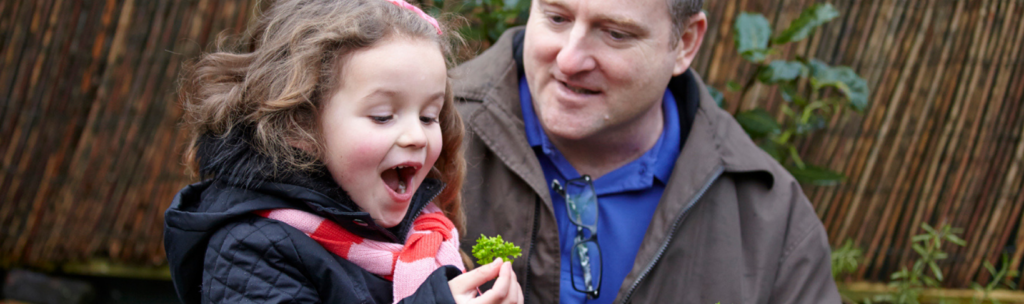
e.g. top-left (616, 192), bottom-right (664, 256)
top-left (471, 234), bottom-right (522, 265)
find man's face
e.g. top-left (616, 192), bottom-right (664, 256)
top-left (523, 0), bottom-right (689, 142)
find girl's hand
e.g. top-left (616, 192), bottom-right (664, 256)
top-left (448, 258), bottom-right (524, 304)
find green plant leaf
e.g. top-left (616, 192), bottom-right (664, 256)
top-left (929, 261), bottom-right (944, 281)
top-left (946, 234), bottom-right (967, 246)
top-left (707, 86), bottom-right (725, 108)
top-left (785, 164), bottom-right (846, 186)
top-left (892, 268), bottom-right (909, 280)
top-left (735, 108), bottom-right (780, 139)
top-left (796, 114), bottom-right (827, 134)
top-left (778, 82), bottom-right (804, 104)
top-left (912, 244), bottom-right (927, 256)
top-left (758, 60), bottom-right (806, 84)
top-left (726, 80), bottom-right (743, 92)
top-left (807, 59), bottom-right (870, 111)
top-left (741, 49), bottom-right (773, 63)
top-left (758, 140), bottom-right (785, 162)
top-left (985, 261), bottom-right (997, 276)
top-left (911, 235), bottom-right (931, 242)
top-left (772, 3), bottom-right (840, 45)
top-left (921, 222), bottom-right (936, 234)
top-left (734, 12), bottom-right (772, 62)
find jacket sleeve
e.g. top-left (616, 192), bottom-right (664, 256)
top-left (396, 265), bottom-right (461, 304)
top-left (768, 190), bottom-right (842, 304)
top-left (202, 217), bottom-right (321, 304)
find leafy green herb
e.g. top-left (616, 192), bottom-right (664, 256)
top-left (471, 234), bottom-right (522, 265)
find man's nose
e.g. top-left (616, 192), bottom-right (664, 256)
top-left (396, 118), bottom-right (428, 149)
top-left (556, 25), bottom-right (597, 75)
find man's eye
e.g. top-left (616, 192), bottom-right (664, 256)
top-left (548, 14), bottom-right (567, 24)
top-left (370, 115), bottom-right (393, 123)
top-left (608, 30), bottom-right (630, 40)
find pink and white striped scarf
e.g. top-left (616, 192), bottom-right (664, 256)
top-left (254, 203), bottom-right (464, 303)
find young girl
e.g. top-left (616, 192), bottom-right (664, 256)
top-left (163, 0), bottom-right (522, 303)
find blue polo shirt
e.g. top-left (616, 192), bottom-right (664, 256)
top-left (519, 76), bottom-right (681, 304)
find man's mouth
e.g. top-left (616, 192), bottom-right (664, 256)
top-left (561, 81), bottom-right (600, 95)
top-left (381, 165), bottom-right (417, 194)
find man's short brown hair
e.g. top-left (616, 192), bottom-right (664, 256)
top-left (669, 0), bottom-right (704, 42)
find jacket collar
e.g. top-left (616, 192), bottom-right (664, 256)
top-left (453, 27), bottom-right (777, 198)
top-left (232, 176), bottom-right (444, 243)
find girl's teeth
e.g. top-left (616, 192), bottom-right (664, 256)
top-left (397, 180), bottom-right (407, 194)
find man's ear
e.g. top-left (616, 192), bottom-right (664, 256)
top-left (673, 12), bottom-right (708, 76)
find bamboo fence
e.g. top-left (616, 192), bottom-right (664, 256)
top-left (0, 0), bottom-right (1021, 289)
top-left (0, 0), bottom-right (258, 267)
top-left (699, 0), bottom-right (1024, 288)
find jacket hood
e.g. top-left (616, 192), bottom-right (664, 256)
top-left (163, 127), bottom-right (444, 303)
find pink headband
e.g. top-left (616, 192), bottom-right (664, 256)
top-left (385, 0), bottom-right (442, 35)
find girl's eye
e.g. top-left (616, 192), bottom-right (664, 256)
top-left (370, 115), bottom-right (393, 123)
top-left (420, 116), bottom-right (439, 124)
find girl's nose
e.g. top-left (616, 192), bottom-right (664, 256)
top-left (396, 119), bottom-right (428, 149)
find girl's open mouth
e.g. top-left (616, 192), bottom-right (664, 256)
top-left (381, 165), bottom-right (417, 195)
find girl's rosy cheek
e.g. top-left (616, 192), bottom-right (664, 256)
top-left (351, 142), bottom-right (383, 159)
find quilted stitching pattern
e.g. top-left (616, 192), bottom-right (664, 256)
top-left (203, 217), bottom-right (321, 304)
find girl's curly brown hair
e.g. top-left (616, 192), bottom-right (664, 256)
top-left (179, 0), bottom-right (466, 232)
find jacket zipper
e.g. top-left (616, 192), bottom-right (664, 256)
top-left (523, 196), bottom-right (541, 304)
top-left (620, 166), bottom-right (724, 304)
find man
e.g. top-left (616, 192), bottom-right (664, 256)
top-left (452, 0), bottom-right (842, 302)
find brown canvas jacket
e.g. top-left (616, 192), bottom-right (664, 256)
top-left (452, 27), bottom-right (841, 304)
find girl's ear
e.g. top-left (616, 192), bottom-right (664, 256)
top-left (288, 137), bottom-right (316, 154)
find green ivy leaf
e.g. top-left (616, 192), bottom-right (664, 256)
top-left (807, 59), bottom-right (870, 111)
top-left (786, 164), bottom-right (846, 186)
top-left (772, 3), bottom-right (840, 45)
top-left (734, 12), bottom-right (772, 62)
top-left (758, 60), bottom-right (807, 84)
top-left (735, 108), bottom-right (780, 139)
top-left (707, 86), bottom-right (725, 108)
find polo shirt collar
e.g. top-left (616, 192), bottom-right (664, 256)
top-left (518, 75), bottom-right (681, 194)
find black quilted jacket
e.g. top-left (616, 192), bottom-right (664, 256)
top-left (163, 130), bottom-right (461, 304)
